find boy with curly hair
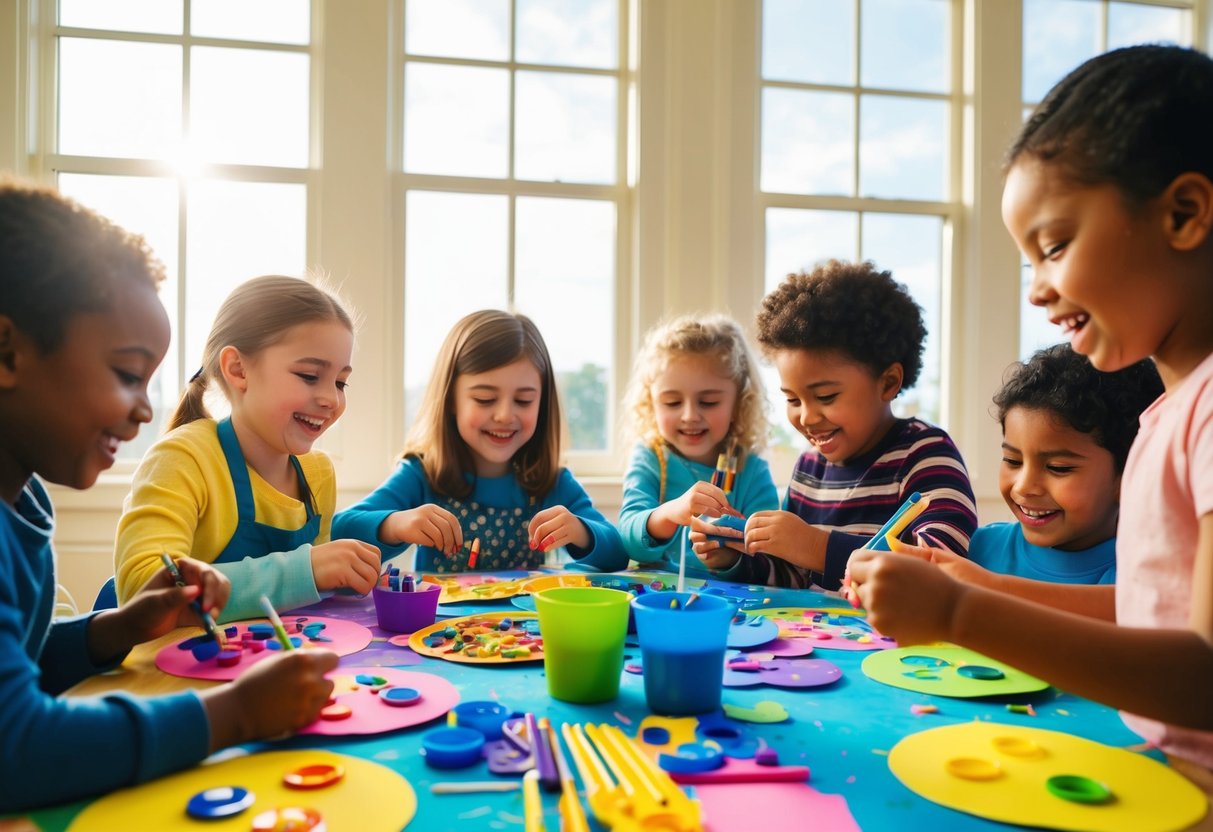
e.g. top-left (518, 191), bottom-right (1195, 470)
top-left (694, 259), bottom-right (977, 590)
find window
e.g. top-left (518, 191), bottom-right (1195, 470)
top-left (759, 0), bottom-right (954, 455)
top-left (49, 0), bottom-right (312, 462)
top-left (1018, 0), bottom-right (1194, 359)
top-left (399, 0), bottom-right (630, 455)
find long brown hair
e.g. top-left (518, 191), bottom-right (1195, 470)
top-left (168, 275), bottom-right (353, 431)
top-left (403, 310), bottom-right (562, 499)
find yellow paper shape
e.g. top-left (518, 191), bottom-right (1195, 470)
top-left (68, 749), bottom-right (415, 832)
top-left (888, 721), bottom-right (1208, 832)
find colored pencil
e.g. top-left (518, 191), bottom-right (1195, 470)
top-left (259, 594), bottom-right (295, 651)
top-left (160, 552), bottom-right (224, 646)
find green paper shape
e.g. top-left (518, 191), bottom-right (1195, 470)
top-left (863, 645), bottom-right (1048, 697)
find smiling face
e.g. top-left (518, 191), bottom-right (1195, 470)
top-left (998, 405), bottom-right (1121, 551)
top-left (774, 347), bottom-right (900, 465)
top-left (229, 319), bottom-right (353, 464)
top-left (0, 279), bottom-right (170, 501)
top-left (1001, 156), bottom-right (1183, 375)
top-left (649, 352), bottom-right (738, 465)
top-left (453, 357), bottom-right (542, 477)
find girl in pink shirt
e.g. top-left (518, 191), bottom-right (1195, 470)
top-left (848, 44), bottom-right (1213, 795)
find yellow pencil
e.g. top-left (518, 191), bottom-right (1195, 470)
top-left (523, 769), bottom-right (545, 832)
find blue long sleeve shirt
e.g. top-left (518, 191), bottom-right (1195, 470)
top-left (332, 457), bottom-right (628, 573)
top-left (969, 521), bottom-right (1116, 584)
top-left (0, 478), bottom-right (208, 812)
top-left (618, 442), bottom-right (780, 578)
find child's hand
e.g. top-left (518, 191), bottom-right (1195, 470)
top-left (888, 532), bottom-right (995, 587)
top-left (742, 510), bottom-right (828, 570)
top-left (687, 523), bottom-right (740, 569)
top-left (310, 539), bottom-right (382, 594)
top-left (528, 506), bottom-right (591, 553)
top-left (201, 649), bottom-right (338, 751)
top-left (688, 514), bottom-right (746, 555)
top-left (845, 549), bottom-right (965, 645)
top-left (647, 481), bottom-right (737, 540)
top-left (142, 555), bottom-right (230, 621)
top-left (387, 505), bottom-right (463, 556)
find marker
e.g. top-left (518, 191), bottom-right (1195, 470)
top-left (710, 453), bottom-right (727, 488)
top-left (527, 713), bottom-right (560, 791)
top-left (863, 492), bottom-right (931, 551)
top-left (468, 537), bottom-right (481, 569)
top-left (160, 553), bottom-right (224, 646)
top-left (259, 594), bottom-right (295, 651)
top-left (723, 454), bottom-right (737, 494)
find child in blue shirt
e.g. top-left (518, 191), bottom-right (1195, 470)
top-left (333, 310), bottom-right (626, 573)
top-left (0, 181), bottom-right (336, 812)
top-left (618, 314), bottom-right (779, 577)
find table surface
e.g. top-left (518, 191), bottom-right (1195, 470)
top-left (28, 571), bottom-right (1170, 831)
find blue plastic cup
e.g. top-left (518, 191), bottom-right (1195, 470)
top-left (631, 592), bottom-right (733, 715)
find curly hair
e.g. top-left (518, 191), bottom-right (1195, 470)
top-left (623, 313), bottom-right (768, 455)
top-left (0, 178), bottom-right (164, 353)
top-left (756, 259), bottom-right (926, 389)
top-left (993, 344), bottom-right (1163, 473)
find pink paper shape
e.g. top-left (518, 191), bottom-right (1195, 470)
top-left (155, 615), bottom-right (372, 681)
top-left (299, 666), bottom-right (459, 736)
top-left (698, 782), bottom-right (860, 832)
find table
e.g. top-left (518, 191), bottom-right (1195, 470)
top-left (29, 572), bottom-right (1169, 831)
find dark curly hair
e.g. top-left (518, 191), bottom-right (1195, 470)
top-left (756, 259), bottom-right (926, 389)
top-left (994, 344), bottom-right (1162, 473)
top-left (0, 178), bottom-right (164, 354)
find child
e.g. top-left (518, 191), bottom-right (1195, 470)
top-left (618, 314), bottom-right (779, 578)
top-left (702, 260), bottom-right (978, 591)
top-left (113, 275), bottom-right (381, 621)
top-left (925, 344), bottom-right (1161, 597)
top-left (0, 181), bottom-right (336, 811)
top-left (332, 309), bottom-right (627, 573)
top-left (848, 45), bottom-right (1213, 787)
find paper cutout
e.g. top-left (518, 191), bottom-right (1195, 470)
top-left (755, 607), bottom-right (896, 651)
top-left (722, 657), bottom-right (842, 689)
top-left (636, 715), bottom-right (808, 781)
top-left (67, 749), bottom-right (414, 832)
top-left (862, 645), bottom-right (1049, 698)
top-left (155, 616), bottom-right (372, 681)
top-left (888, 722), bottom-right (1208, 832)
top-left (423, 574), bottom-right (527, 604)
top-left (722, 701), bottom-right (790, 723)
top-left (520, 574), bottom-right (590, 593)
top-left (408, 611), bottom-right (544, 664)
top-left (695, 782), bottom-right (861, 832)
top-left (299, 666), bottom-right (459, 736)
top-left (726, 614), bottom-right (780, 648)
top-left (741, 637), bottom-right (815, 658)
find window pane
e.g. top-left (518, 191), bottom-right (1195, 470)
top-left (516, 0), bottom-right (617, 70)
top-left (1108, 2), bottom-right (1188, 49)
top-left (859, 95), bottom-right (947, 201)
top-left (515, 197), bottom-right (615, 451)
top-left (762, 0), bottom-right (854, 86)
top-left (404, 64), bottom-right (510, 178)
top-left (403, 191), bottom-right (509, 424)
top-left (761, 88), bottom-right (854, 196)
top-left (764, 208), bottom-right (857, 290)
top-left (191, 0), bottom-right (310, 45)
top-left (57, 173), bottom-right (180, 459)
top-left (861, 213), bottom-right (943, 423)
top-left (58, 38), bottom-right (182, 159)
top-left (405, 0), bottom-right (510, 61)
top-left (1022, 0), bottom-right (1099, 103)
top-left (59, 0), bottom-right (182, 34)
top-left (861, 0), bottom-right (949, 93)
top-left (190, 47), bottom-right (309, 167)
top-left (185, 181), bottom-right (307, 373)
top-left (515, 71), bottom-right (616, 185)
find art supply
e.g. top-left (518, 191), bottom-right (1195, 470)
top-left (710, 453), bottom-right (727, 488)
top-left (863, 492), bottom-right (931, 551)
top-left (632, 591), bottom-right (733, 715)
top-left (430, 781), bottom-right (522, 795)
top-left (546, 720), bottom-right (591, 832)
top-left (372, 579), bottom-right (440, 633)
top-left (531, 714), bottom-right (561, 791)
top-left (159, 552), bottom-right (224, 646)
top-left (532, 587), bottom-right (629, 703)
top-left (259, 594), bottom-right (294, 651)
top-left (468, 537), bottom-right (481, 569)
top-left (523, 769), bottom-right (545, 832)
top-left (722, 453), bottom-right (737, 494)
top-left (677, 525), bottom-right (689, 594)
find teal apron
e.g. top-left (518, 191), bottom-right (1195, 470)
top-left (92, 417), bottom-right (320, 610)
top-left (212, 417), bottom-right (321, 564)
top-left (424, 495), bottom-right (541, 573)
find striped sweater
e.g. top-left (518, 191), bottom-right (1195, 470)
top-left (718, 418), bottom-right (977, 591)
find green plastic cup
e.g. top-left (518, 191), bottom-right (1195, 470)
top-left (533, 586), bottom-right (630, 703)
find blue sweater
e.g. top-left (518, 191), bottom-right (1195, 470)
top-left (969, 522), bottom-right (1116, 584)
top-left (0, 478), bottom-right (208, 812)
top-left (618, 442), bottom-right (780, 578)
top-left (718, 418), bottom-right (978, 591)
top-left (332, 458), bottom-right (628, 573)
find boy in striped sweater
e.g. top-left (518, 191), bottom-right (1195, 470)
top-left (693, 259), bottom-right (977, 590)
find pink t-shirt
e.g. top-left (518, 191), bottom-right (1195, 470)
top-left (1117, 350), bottom-right (1213, 767)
